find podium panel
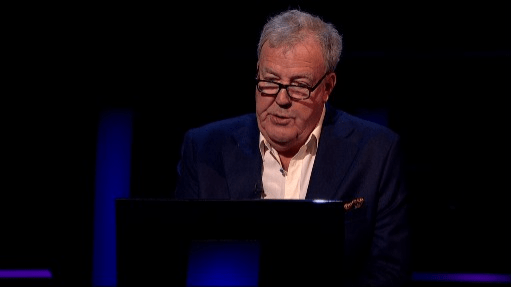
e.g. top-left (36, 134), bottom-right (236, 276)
top-left (116, 198), bottom-right (344, 287)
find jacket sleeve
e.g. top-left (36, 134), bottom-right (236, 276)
top-left (356, 137), bottom-right (412, 287)
top-left (174, 129), bottom-right (200, 199)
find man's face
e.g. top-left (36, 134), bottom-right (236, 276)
top-left (256, 39), bottom-right (336, 156)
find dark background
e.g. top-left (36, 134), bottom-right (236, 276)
top-left (3, 1), bottom-right (510, 286)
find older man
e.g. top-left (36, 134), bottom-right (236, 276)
top-left (175, 9), bottom-right (411, 286)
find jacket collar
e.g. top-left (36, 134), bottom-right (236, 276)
top-left (306, 103), bottom-right (359, 199)
top-left (223, 103), bottom-right (358, 200)
top-left (222, 115), bottom-right (263, 199)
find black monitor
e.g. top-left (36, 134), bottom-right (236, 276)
top-left (116, 198), bottom-right (345, 287)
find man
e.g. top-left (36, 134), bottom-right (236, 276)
top-left (175, 9), bottom-right (411, 286)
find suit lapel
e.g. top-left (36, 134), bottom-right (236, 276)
top-left (222, 116), bottom-right (263, 199)
top-left (306, 105), bottom-right (359, 200)
top-left (220, 107), bottom-right (358, 200)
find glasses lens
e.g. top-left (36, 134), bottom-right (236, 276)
top-left (287, 86), bottom-right (310, 99)
top-left (257, 81), bottom-right (279, 94)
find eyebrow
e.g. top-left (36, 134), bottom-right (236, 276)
top-left (260, 67), bottom-right (314, 83)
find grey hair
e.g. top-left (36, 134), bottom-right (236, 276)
top-left (257, 9), bottom-right (343, 73)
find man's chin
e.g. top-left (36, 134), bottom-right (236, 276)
top-left (266, 132), bottom-right (293, 146)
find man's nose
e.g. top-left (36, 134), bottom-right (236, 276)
top-left (275, 87), bottom-right (292, 105)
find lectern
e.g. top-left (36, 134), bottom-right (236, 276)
top-left (116, 198), bottom-right (344, 287)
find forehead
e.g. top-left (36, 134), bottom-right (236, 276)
top-left (259, 40), bottom-right (325, 76)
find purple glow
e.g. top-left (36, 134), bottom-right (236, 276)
top-left (0, 269), bottom-right (52, 278)
top-left (413, 272), bottom-right (511, 283)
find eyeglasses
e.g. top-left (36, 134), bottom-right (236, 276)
top-left (255, 72), bottom-right (329, 100)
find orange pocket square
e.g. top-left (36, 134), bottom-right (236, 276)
top-left (343, 197), bottom-right (364, 212)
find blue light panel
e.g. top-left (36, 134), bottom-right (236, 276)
top-left (186, 240), bottom-right (260, 287)
top-left (91, 109), bottom-right (133, 287)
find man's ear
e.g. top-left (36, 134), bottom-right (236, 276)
top-left (323, 72), bottom-right (337, 101)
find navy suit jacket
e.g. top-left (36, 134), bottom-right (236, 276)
top-left (175, 103), bottom-right (412, 286)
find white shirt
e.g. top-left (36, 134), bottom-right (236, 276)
top-left (259, 107), bottom-right (325, 199)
